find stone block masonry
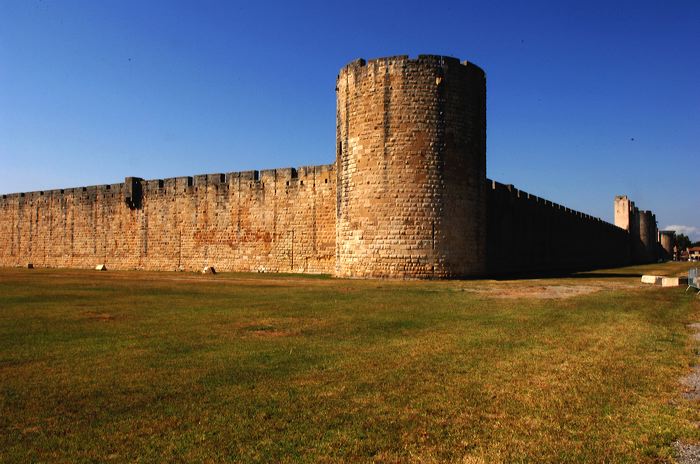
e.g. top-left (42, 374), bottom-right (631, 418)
top-left (336, 56), bottom-right (486, 278)
top-left (0, 165), bottom-right (336, 273)
top-left (0, 54), bottom-right (663, 278)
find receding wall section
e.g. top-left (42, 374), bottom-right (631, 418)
top-left (486, 180), bottom-right (631, 274)
top-left (0, 165), bottom-right (336, 273)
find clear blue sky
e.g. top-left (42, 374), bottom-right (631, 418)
top-left (1, 0), bottom-right (698, 238)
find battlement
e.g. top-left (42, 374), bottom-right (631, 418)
top-left (487, 179), bottom-right (619, 229)
top-left (341, 54), bottom-right (482, 70)
top-left (338, 54), bottom-right (485, 86)
top-left (0, 183), bottom-right (126, 202)
top-left (0, 163), bottom-right (336, 202)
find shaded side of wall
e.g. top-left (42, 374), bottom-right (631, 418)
top-left (638, 210), bottom-right (659, 263)
top-left (486, 180), bottom-right (630, 275)
top-left (0, 164), bottom-right (336, 273)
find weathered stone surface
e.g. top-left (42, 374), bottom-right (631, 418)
top-left (0, 166), bottom-right (336, 274)
top-left (641, 275), bottom-right (662, 285)
top-left (661, 276), bottom-right (688, 287)
top-left (335, 56), bottom-right (486, 278)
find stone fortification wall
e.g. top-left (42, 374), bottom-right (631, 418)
top-left (0, 165), bottom-right (336, 273)
top-left (335, 55), bottom-right (486, 279)
top-left (486, 180), bottom-right (630, 274)
top-left (0, 55), bottom-right (660, 278)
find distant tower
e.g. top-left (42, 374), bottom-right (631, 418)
top-left (614, 195), bottom-right (634, 232)
top-left (659, 230), bottom-right (675, 260)
top-left (335, 55), bottom-right (487, 278)
top-left (615, 195), bottom-right (659, 263)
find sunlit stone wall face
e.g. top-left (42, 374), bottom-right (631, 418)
top-left (335, 55), bottom-right (487, 278)
top-left (0, 165), bottom-right (337, 273)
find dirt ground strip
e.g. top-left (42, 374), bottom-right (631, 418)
top-left (676, 323), bottom-right (700, 464)
top-left (460, 281), bottom-right (639, 299)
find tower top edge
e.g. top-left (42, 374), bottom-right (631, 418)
top-left (339, 54), bottom-right (484, 75)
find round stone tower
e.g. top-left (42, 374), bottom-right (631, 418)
top-left (659, 230), bottom-right (675, 259)
top-left (335, 55), bottom-right (487, 278)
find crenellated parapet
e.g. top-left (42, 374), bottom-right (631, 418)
top-left (489, 180), bottom-right (621, 227)
top-left (0, 164), bottom-right (336, 205)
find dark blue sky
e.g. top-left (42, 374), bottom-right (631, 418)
top-left (1, 0), bottom-right (698, 237)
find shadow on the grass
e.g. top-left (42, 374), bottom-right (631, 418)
top-left (484, 270), bottom-right (643, 281)
top-left (482, 261), bottom-right (692, 281)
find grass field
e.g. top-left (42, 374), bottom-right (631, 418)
top-left (1, 263), bottom-right (699, 463)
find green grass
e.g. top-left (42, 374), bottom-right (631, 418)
top-left (0, 263), bottom-right (699, 463)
